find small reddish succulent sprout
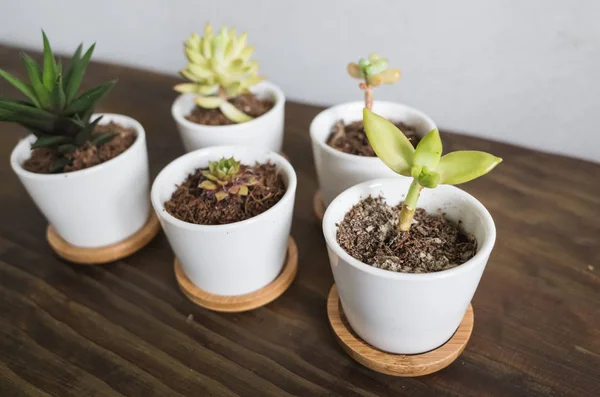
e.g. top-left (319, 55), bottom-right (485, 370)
top-left (347, 53), bottom-right (401, 110)
top-left (198, 157), bottom-right (258, 201)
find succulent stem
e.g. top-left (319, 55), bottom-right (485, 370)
top-left (364, 84), bottom-right (373, 110)
top-left (359, 82), bottom-right (373, 110)
top-left (398, 179), bottom-right (423, 232)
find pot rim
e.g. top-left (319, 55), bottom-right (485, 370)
top-left (171, 80), bottom-right (285, 133)
top-left (309, 100), bottom-right (437, 163)
top-left (151, 145), bottom-right (297, 232)
top-left (322, 177), bottom-right (496, 281)
top-left (10, 113), bottom-right (146, 181)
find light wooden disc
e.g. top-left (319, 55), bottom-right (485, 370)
top-left (175, 236), bottom-right (298, 312)
top-left (327, 284), bottom-right (474, 377)
top-left (313, 190), bottom-right (325, 221)
top-left (47, 212), bottom-right (161, 265)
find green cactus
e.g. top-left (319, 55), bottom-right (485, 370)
top-left (198, 157), bottom-right (258, 201)
top-left (174, 23), bottom-right (265, 123)
top-left (0, 31), bottom-right (117, 172)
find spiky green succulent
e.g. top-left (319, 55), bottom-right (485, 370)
top-left (0, 31), bottom-right (116, 172)
top-left (174, 23), bottom-right (264, 123)
top-left (198, 157), bottom-right (258, 201)
top-left (347, 53), bottom-right (401, 87)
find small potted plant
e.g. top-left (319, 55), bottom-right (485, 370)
top-left (151, 146), bottom-right (296, 299)
top-left (322, 108), bottom-right (501, 354)
top-left (4, 32), bottom-right (153, 252)
top-left (171, 23), bottom-right (285, 153)
top-left (310, 53), bottom-right (437, 208)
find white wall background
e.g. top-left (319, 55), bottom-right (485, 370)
top-left (1, 0), bottom-right (599, 162)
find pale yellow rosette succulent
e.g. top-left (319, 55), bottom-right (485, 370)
top-left (174, 23), bottom-right (264, 123)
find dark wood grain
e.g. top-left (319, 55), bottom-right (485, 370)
top-left (1, 44), bottom-right (599, 397)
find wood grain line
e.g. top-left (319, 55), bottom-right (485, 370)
top-left (1, 43), bottom-right (599, 396)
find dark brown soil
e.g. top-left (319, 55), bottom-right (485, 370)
top-left (336, 196), bottom-right (477, 273)
top-left (164, 162), bottom-right (286, 225)
top-left (185, 93), bottom-right (274, 126)
top-left (23, 122), bottom-right (137, 174)
top-left (326, 119), bottom-right (421, 156)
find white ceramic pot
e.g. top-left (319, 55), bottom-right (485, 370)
top-left (10, 113), bottom-right (151, 248)
top-left (323, 178), bottom-right (496, 354)
top-left (310, 101), bottom-right (437, 207)
top-left (151, 145), bottom-right (296, 296)
top-left (172, 81), bottom-right (285, 153)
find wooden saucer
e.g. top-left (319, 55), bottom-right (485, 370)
top-left (47, 211), bottom-right (161, 265)
top-left (327, 284), bottom-right (474, 377)
top-left (313, 190), bottom-right (325, 221)
top-left (175, 236), bottom-right (298, 312)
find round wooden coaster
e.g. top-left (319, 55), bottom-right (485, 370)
top-left (327, 284), bottom-right (474, 377)
top-left (47, 211), bottom-right (161, 265)
top-left (175, 236), bottom-right (298, 312)
top-left (313, 190), bottom-right (325, 221)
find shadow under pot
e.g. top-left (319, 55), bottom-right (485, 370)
top-left (10, 113), bottom-right (152, 250)
top-left (171, 81), bottom-right (286, 153)
top-left (310, 101), bottom-right (437, 208)
top-left (322, 177), bottom-right (496, 354)
top-left (151, 145), bottom-right (297, 303)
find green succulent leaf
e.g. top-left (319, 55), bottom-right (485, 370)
top-left (196, 84), bottom-right (220, 95)
top-left (49, 157), bottom-right (71, 173)
top-left (417, 170), bottom-right (441, 189)
top-left (64, 43), bottom-right (95, 103)
top-left (0, 68), bottom-right (41, 107)
top-left (173, 83), bottom-right (199, 94)
top-left (62, 43), bottom-right (82, 90)
top-left (50, 75), bottom-right (66, 111)
top-left (380, 68), bottom-right (401, 85)
top-left (413, 129), bottom-right (442, 169)
top-left (89, 132), bottom-right (117, 146)
top-left (21, 53), bottom-right (50, 108)
top-left (0, 100), bottom-right (55, 123)
top-left (364, 59), bottom-right (388, 76)
top-left (75, 115), bottom-right (103, 145)
top-left (31, 135), bottom-right (71, 149)
top-left (215, 191), bottom-right (229, 201)
top-left (347, 62), bottom-right (362, 79)
top-left (56, 144), bottom-right (78, 154)
top-left (195, 96), bottom-right (223, 109)
top-left (199, 180), bottom-right (218, 190)
top-left (363, 108), bottom-right (414, 176)
top-left (219, 101), bottom-right (253, 123)
top-left (437, 151), bottom-right (503, 185)
top-left (410, 164), bottom-right (422, 179)
top-left (41, 30), bottom-right (57, 90)
top-left (64, 80), bottom-right (116, 115)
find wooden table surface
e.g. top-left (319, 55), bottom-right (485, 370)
top-left (1, 44), bottom-right (599, 397)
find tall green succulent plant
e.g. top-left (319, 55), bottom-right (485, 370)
top-left (347, 53), bottom-right (401, 110)
top-left (0, 31), bottom-right (116, 172)
top-left (174, 23), bottom-right (264, 124)
top-left (363, 108), bottom-right (502, 232)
